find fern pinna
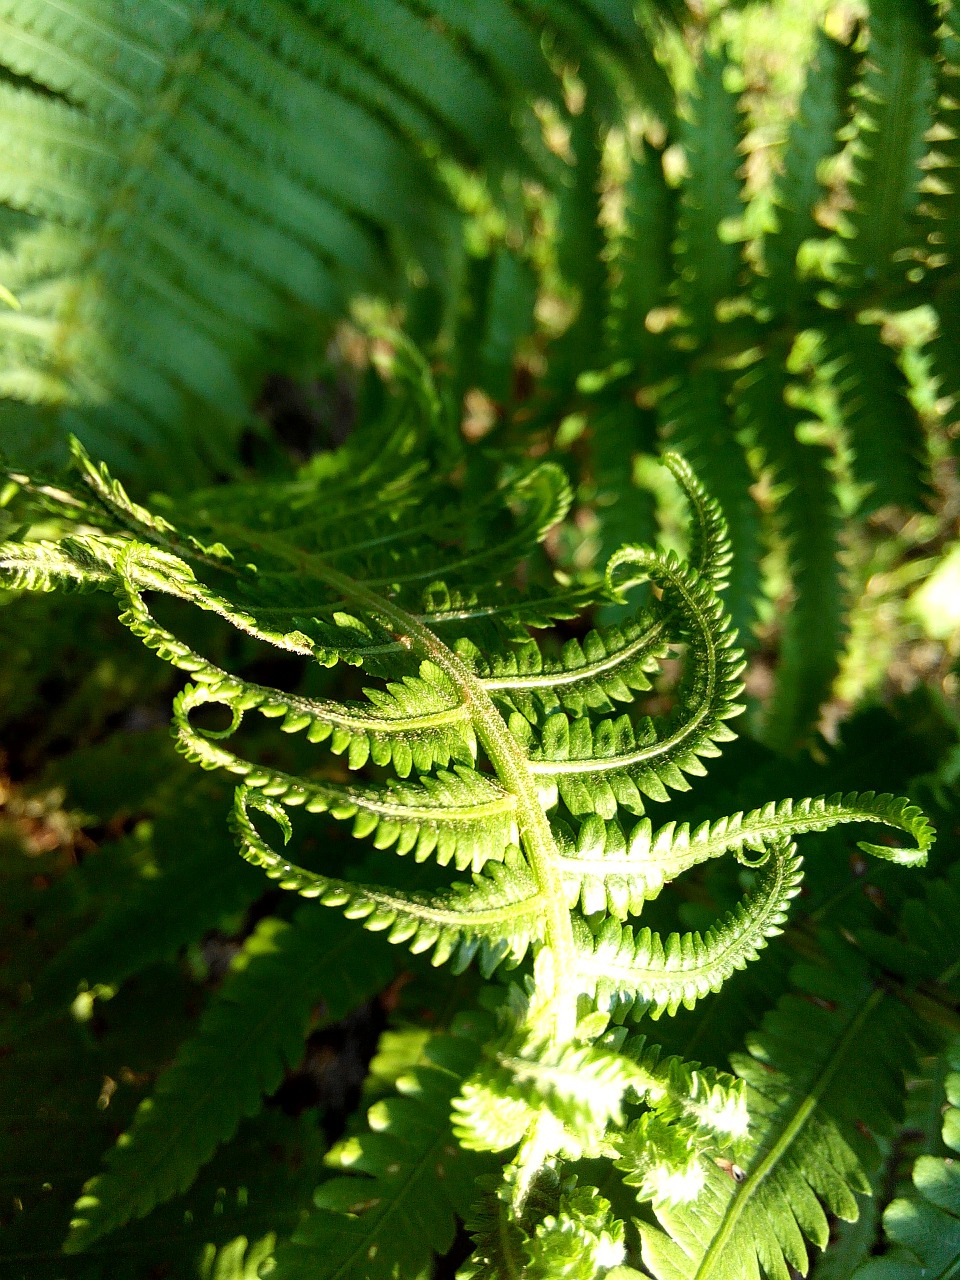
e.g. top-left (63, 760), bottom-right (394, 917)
top-left (0, 361), bottom-right (934, 1278)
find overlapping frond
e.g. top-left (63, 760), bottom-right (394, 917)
top-left (65, 907), bottom-right (396, 1251)
top-left (232, 790), bottom-right (541, 977)
top-left (519, 544), bottom-right (745, 819)
top-left (852, 1037), bottom-right (960, 1279)
top-left (270, 1031), bottom-right (491, 1280)
top-left (0, 0), bottom-right (650, 474)
top-left (575, 841), bottom-right (804, 1022)
top-left (554, 790), bottom-right (933, 919)
top-left (639, 947), bottom-right (920, 1280)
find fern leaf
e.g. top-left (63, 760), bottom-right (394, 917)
top-left (674, 45), bottom-right (746, 342)
top-left (555, 789), bottom-right (932, 920)
top-left (270, 1031), bottom-right (491, 1280)
top-left (175, 683), bottom-right (518, 873)
top-left (821, 317), bottom-right (928, 511)
top-left (761, 28), bottom-right (855, 315)
top-left (658, 371), bottom-right (762, 638)
top-left (852, 1038), bottom-right (960, 1278)
top-left (65, 906), bottom-right (396, 1251)
top-left (735, 351), bottom-right (847, 751)
top-left (454, 1034), bottom-right (642, 1154)
top-left (525, 546), bottom-right (745, 819)
top-left (231, 790), bottom-right (541, 976)
top-left (575, 840), bottom-right (803, 1022)
top-left (639, 947), bottom-right (921, 1280)
top-left (0, 0), bottom-right (582, 468)
top-left (606, 138), bottom-right (676, 366)
top-left (841, 0), bottom-right (939, 290)
top-left (549, 101), bottom-right (609, 388)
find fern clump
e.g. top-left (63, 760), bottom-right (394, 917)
top-left (0, 358), bottom-right (934, 1278)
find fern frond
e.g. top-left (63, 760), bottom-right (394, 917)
top-left (555, 789), bottom-right (932, 922)
top-left (231, 790), bottom-right (541, 976)
top-left (658, 371), bottom-right (762, 638)
top-left (852, 1038), bottom-right (960, 1279)
top-left (270, 1030), bottom-right (491, 1280)
top-left (176, 683), bottom-right (517, 873)
top-left (841, 0), bottom-right (939, 290)
top-left (734, 351), bottom-right (847, 751)
top-left (65, 907), bottom-right (395, 1251)
top-left (0, 0), bottom-right (593, 469)
top-left (0, 532), bottom-right (117, 591)
top-left (454, 1034), bottom-right (641, 1154)
top-left (2, 417), bottom-right (934, 1268)
top-left (574, 840), bottom-right (804, 1022)
top-left (606, 138), bottom-right (676, 366)
top-left (523, 545), bottom-right (745, 819)
top-left (760, 28), bottom-right (854, 315)
top-left (639, 947), bottom-right (921, 1280)
top-left (821, 317), bottom-right (928, 511)
top-left (620, 1037), bottom-right (749, 1143)
top-left (673, 45), bottom-right (746, 342)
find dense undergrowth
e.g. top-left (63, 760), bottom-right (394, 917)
top-left (1, 2), bottom-right (960, 1278)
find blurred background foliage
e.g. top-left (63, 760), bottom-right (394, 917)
top-left (1, 0), bottom-right (960, 1277)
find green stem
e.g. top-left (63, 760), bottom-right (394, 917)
top-left (308, 562), bottom-right (580, 1044)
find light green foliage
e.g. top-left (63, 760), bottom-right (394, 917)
top-left (0, 353), bottom-right (935, 1277)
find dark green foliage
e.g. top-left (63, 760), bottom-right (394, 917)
top-left (65, 908), bottom-right (396, 1250)
top-left (0, 0), bottom-right (665, 479)
top-left (852, 1038), bottom-right (960, 1278)
top-left (272, 1029), bottom-right (491, 1280)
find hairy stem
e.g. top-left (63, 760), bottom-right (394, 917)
top-left (306, 561), bottom-right (580, 1044)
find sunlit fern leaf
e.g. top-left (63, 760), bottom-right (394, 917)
top-left (554, 790), bottom-right (933, 920)
top-left (65, 907), bottom-right (396, 1251)
top-left (232, 789), bottom-right (542, 976)
top-left (520, 544), bottom-right (746, 819)
top-left (454, 1033), bottom-right (643, 1154)
top-left (851, 1037), bottom-right (960, 1279)
top-left (270, 1030), bottom-right (493, 1280)
top-left (639, 945), bottom-right (921, 1280)
top-left (0, 366), bottom-right (934, 1270)
top-left (840, 0), bottom-right (939, 291)
top-left (198, 1233), bottom-right (277, 1280)
top-left (176, 686), bottom-right (518, 872)
top-left (575, 840), bottom-right (803, 1022)
top-left (734, 349), bottom-right (847, 752)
